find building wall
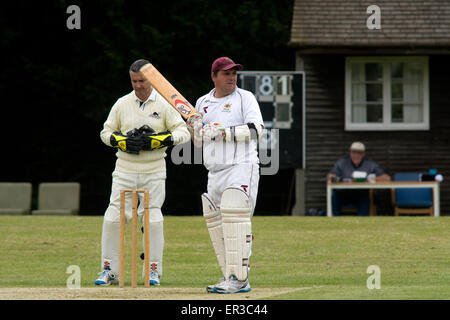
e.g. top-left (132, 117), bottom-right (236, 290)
top-left (299, 54), bottom-right (450, 215)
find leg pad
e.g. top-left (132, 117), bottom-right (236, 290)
top-left (202, 193), bottom-right (225, 276)
top-left (220, 187), bottom-right (252, 280)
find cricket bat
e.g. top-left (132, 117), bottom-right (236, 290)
top-left (140, 63), bottom-right (197, 119)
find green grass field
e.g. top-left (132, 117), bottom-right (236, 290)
top-left (0, 215), bottom-right (449, 300)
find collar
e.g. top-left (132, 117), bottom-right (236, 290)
top-left (209, 87), bottom-right (237, 101)
top-left (133, 89), bottom-right (157, 104)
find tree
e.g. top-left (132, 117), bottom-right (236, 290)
top-left (0, 0), bottom-right (295, 213)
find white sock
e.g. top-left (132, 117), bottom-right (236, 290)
top-left (142, 221), bottom-right (164, 277)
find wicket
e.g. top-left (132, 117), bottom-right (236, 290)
top-left (119, 189), bottom-right (150, 288)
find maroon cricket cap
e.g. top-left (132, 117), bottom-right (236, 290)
top-left (211, 57), bottom-right (243, 73)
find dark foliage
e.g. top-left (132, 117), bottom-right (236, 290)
top-left (0, 0), bottom-right (295, 214)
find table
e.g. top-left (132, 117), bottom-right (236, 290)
top-left (326, 181), bottom-right (440, 217)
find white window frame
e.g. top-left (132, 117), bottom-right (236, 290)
top-left (345, 56), bottom-right (429, 131)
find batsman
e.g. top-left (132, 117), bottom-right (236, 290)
top-left (95, 59), bottom-right (190, 286)
top-left (187, 57), bottom-right (264, 294)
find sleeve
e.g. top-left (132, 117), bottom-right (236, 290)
top-left (163, 101), bottom-right (191, 145)
top-left (329, 157), bottom-right (343, 176)
top-left (100, 102), bottom-right (121, 147)
top-left (371, 161), bottom-right (386, 176)
top-left (195, 94), bottom-right (208, 115)
top-left (242, 90), bottom-right (264, 127)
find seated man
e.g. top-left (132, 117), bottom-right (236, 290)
top-left (326, 142), bottom-right (390, 216)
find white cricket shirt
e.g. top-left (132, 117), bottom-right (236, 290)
top-left (195, 87), bottom-right (264, 172)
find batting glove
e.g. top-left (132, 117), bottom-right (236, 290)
top-left (186, 113), bottom-right (203, 140)
top-left (201, 122), bottom-right (225, 141)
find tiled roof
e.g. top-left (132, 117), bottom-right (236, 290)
top-left (290, 0), bottom-right (450, 47)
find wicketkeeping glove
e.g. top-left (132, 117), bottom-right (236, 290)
top-left (110, 132), bottom-right (143, 154)
top-left (140, 131), bottom-right (174, 151)
top-left (126, 125), bottom-right (155, 138)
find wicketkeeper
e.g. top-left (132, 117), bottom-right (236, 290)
top-left (187, 57), bottom-right (264, 293)
top-left (95, 59), bottom-right (190, 286)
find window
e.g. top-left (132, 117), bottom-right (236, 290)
top-left (345, 57), bottom-right (429, 131)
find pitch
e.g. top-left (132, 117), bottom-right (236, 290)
top-left (0, 215), bottom-right (449, 300)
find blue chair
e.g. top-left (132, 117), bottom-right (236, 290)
top-left (391, 173), bottom-right (433, 216)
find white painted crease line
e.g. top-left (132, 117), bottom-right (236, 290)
top-left (258, 286), bottom-right (324, 299)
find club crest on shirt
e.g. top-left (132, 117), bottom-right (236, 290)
top-left (149, 112), bottom-right (161, 119)
top-left (222, 102), bottom-right (232, 112)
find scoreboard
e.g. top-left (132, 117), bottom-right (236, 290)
top-left (237, 71), bottom-right (305, 172)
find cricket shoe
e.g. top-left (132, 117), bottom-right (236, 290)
top-left (144, 263), bottom-right (161, 286)
top-left (150, 271), bottom-right (160, 286)
top-left (214, 275), bottom-right (251, 294)
top-left (94, 268), bottom-right (118, 286)
top-left (206, 276), bottom-right (226, 293)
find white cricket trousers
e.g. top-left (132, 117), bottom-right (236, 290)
top-left (101, 170), bottom-right (166, 277)
top-left (207, 163), bottom-right (259, 214)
